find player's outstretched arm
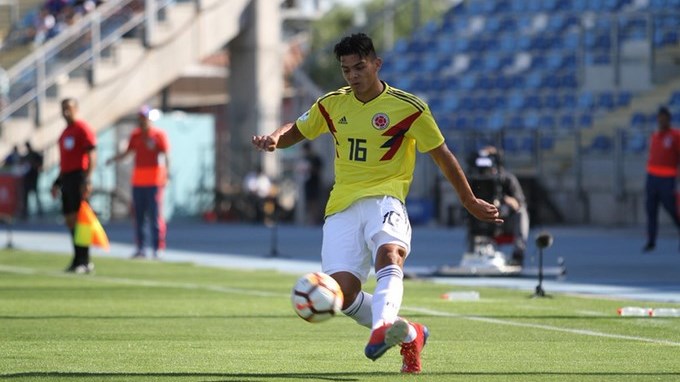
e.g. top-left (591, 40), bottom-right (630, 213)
top-left (428, 143), bottom-right (503, 224)
top-left (252, 123), bottom-right (305, 152)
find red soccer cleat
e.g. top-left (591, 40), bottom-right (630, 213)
top-left (400, 322), bottom-right (429, 373)
top-left (364, 319), bottom-right (409, 361)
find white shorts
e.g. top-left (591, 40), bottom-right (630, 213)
top-left (321, 196), bottom-right (412, 283)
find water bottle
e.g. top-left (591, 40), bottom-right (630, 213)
top-left (617, 307), bottom-right (650, 316)
top-left (650, 308), bottom-right (680, 317)
top-left (441, 291), bottom-right (480, 301)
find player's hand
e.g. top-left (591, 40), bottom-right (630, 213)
top-left (251, 135), bottom-right (277, 152)
top-left (81, 181), bottom-right (92, 199)
top-left (50, 184), bottom-right (59, 199)
top-left (503, 195), bottom-right (520, 211)
top-left (465, 198), bottom-right (503, 224)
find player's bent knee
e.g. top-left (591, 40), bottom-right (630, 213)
top-left (330, 271), bottom-right (362, 310)
top-left (375, 244), bottom-right (406, 270)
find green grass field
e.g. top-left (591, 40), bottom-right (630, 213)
top-left (1, 249), bottom-right (679, 382)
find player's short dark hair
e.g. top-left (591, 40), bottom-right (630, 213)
top-left (333, 33), bottom-right (377, 61)
top-left (61, 98), bottom-right (78, 107)
top-left (658, 106), bottom-right (672, 118)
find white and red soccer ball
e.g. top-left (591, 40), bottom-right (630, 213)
top-left (291, 272), bottom-right (344, 323)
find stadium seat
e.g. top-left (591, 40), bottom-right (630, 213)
top-left (669, 91), bottom-right (680, 107)
top-left (630, 112), bottom-right (648, 128)
top-left (488, 113), bottom-right (506, 130)
top-left (524, 113), bottom-right (541, 129)
top-left (597, 92), bottom-right (616, 110)
top-left (617, 91), bottom-right (633, 107)
top-left (579, 113), bottom-right (594, 128)
top-left (544, 94), bottom-right (562, 110)
top-left (578, 92), bottom-right (596, 110)
top-left (539, 115), bottom-right (557, 129)
top-left (559, 114), bottom-right (576, 130)
top-left (589, 135), bottom-right (613, 151)
top-left (624, 132), bottom-right (647, 153)
top-left (502, 136), bottom-right (520, 153)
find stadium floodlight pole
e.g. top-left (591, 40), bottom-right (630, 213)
top-left (532, 232), bottom-right (553, 298)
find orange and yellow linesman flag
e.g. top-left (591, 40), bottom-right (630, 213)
top-left (74, 201), bottom-right (110, 250)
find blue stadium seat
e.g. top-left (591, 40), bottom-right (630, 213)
top-left (459, 74), bottom-right (477, 91)
top-left (443, 95), bottom-right (462, 111)
top-left (525, 95), bottom-right (543, 110)
top-left (525, 72), bottom-right (544, 89)
top-left (540, 135), bottom-right (556, 150)
top-left (589, 135), bottom-right (613, 151)
top-left (520, 136), bottom-right (535, 153)
top-left (617, 91), bottom-right (632, 107)
top-left (488, 113), bottom-right (505, 130)
top-left (539, 115), bottom-right (557, 129)
top-left (670, 91), bottom-right (680, 107)
top-left (524, 113), bottom-right (541, 129)
top-left (454, 116), bottom-right (470, 130)
top-left (624, 132), bottom-right (647, 153)
top-left (559, 114), bottom-right (576, 130)
top-left (579, 113), bottom-right (594, 128)
top-left (562, 93), bottom-right (577, 109)
top-left (630, 112), bottom-right (647, 128)
top-left (544, 94), bottom-right (562, 110)
top-left (502, 136), bottom-right (520, 153)
top-left (508, 93), bottom-right (526, 110)
top-left (598, 92), bottom-right (616, 110)
top-left (578, 92), bottom-right (596, 110)
top-left (508, 115), bottom-right (525, 129)
top-left (472, 116), bottom-right (488, 129)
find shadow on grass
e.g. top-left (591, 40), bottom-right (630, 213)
top-left (1, 314), bottom-right (663, 321)
top-left (2, 371), bottom-right (680, 381)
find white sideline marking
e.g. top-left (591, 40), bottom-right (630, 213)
top-left (2, 265), bottom-right (678, 346)
top-left (401, 306), bottom-right (680, 347)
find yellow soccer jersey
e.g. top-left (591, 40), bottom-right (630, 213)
top-left (296, 82), bottom-right (445, 217)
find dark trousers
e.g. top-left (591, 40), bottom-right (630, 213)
top-left (645, 174), bottom-right (680, 244)
top-left (132, 186), bottom-right (166, 252)
top-left (22, 174), bottom-right (42, 218)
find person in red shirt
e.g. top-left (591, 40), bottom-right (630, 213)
top-left (50, 98), bottom-right (97, 273)
top-left (107, 105), bottom-right (170, 259)
top-left (644, 106), bottom-right (680, 252)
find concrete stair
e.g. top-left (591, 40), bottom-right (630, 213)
top-left (1, 0), bottom-right (252, 164)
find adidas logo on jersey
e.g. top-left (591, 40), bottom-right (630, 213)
top-left (338, 116), bottom-right (348, 124)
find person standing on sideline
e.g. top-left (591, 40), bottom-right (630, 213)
top-left (301, 141), bottom-right (324, 225)
top-left (21, 141), bottom-right (44, 219)
top-left (51, 98), bottom-right (96, 273)
top-left (3, 145), bottom-right (21, 168)
top-left (643, 106), bottom-right (680, 252)
top-left (251, 33), bottom-right (501, 373)
top-left (106, 106), bottom-right (170, 259)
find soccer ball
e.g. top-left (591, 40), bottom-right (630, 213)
top-left (291, 272), bottom-right (344, 323)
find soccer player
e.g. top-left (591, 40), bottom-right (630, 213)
top-left (252, 33), bottom-right (501, 373)
top-left (106, 106), bottom-right (170, 259)
top-left (51, 98), bottom-right (97, 273)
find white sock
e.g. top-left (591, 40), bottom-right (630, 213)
top-left (342, 291), bottom-right (373, 328)
top-left (371, 264), bottom-right (404, 329)
top-left (403, 323), bottom-right (417, 343)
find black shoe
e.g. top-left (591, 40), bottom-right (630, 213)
top-left (131, 251), bottom-right (146, 259)
top-left (642, 243), bottom-right (655, 253)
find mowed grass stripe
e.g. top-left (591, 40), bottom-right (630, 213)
top-left (0, 264), bottom-right (287, 298)
top-left (3, 262), bottom-right (678, 348)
